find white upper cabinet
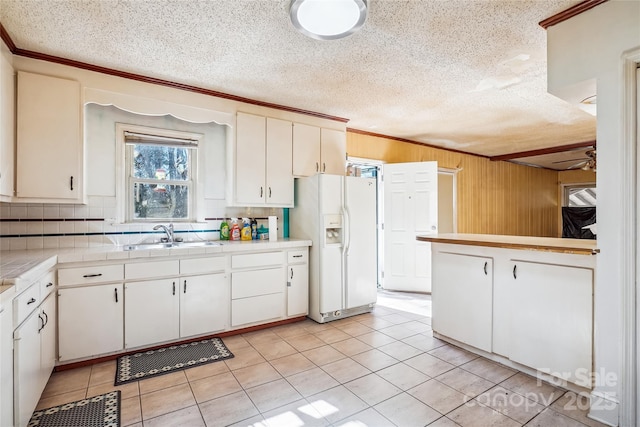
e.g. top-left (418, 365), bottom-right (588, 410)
top-left (292, 124), bottom-right (346, 177)
top-left (232, 112), bottom-right (293, 207)
top-left (16, 71), bottom-right (83, 203)
top-left (0, 51), bottom-right (14, 200)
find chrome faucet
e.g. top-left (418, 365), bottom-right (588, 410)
top-left (153, 224), bottom-right (174, 243)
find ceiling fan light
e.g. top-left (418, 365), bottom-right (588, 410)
top-left (290, 0), bottom-right (368, 40)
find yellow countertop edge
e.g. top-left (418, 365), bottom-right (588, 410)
top-left (416, 234), bottom-right (598, 256)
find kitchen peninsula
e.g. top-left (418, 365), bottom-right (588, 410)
top-left (417, 233), bottom-right (597, 390)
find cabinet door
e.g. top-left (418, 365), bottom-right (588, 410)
top-left (432, 252), bottom-right (493, 352)
top-left (125, 279), bottom-right (179, 349)
top-left (0, 304), bottom-right (13, 427)
top-left (58, 284), bottom-right (124, 361)
top-left (265, 117), bottom-right (293, 206)
top-left (320, 128), bottom-right (346, 175)
top-left (287, 264), bottom-right (308, 316)
top-left (509, 261), bottom-right (593, 388)
top-left (16, 71), bottom-right (82, 202)
top-left (0, 52), bottom-right (14, 199)
top-left (39, 294), bottom-right (56, 390)
top-left (180, 274), bottom-right (229, 338)
top-left (235, 112), bottom-right (266, 205)
top-left (13, 310), bottom-right (41, 427)
top-left (292, 123), bottom-right (321, 177)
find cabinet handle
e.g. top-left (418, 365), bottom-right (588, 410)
top-left (260, 186), bottom-right (263, 198)
top-left (290, 268), bottom-right (294, 279)
top-left (83, 273), bottom-right (102, 278)
top-left (322, 163), bottom-right (326, 172)
top-left (27, 298), bottom-right (36, 305)
top-left (513, 265), bottom-right (517, 279)
top-left (46, 282), bottom-right (54, 287)
top-left (114, 288), bottom-right (118, 303)
top-left (70, 176), bottom-right (74, 191)
top-left (184, 280), bottom-right (187, 294)
top-left (42, 310), bottom-right (49, 327)
top-left (316, 162), bottom-right (319, 172)
top-left (38, 314), bottom-right (45, 333)
top-left (293, 255), bottom-right (303, 258)
top-left (173, 281), bottom-right (176, 295)
top-left (483, 262), bottom-right (488, 275)
top-left (269, 187), bottom-right (272, 198)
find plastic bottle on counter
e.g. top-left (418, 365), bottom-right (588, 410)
top-left (241, 218), bottom-right (252, 241)
top-left (251, 218), bottom-right (258, 240)
top-left (230, 220), bottom-right (241, 241)
top-left (220, 220), bottom-right (230, 240)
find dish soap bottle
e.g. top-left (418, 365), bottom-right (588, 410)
top-left (220, 220), bottom-right (229, 240)
top-left (230, 220), bottom-right (241, 241)
top-left (241, 218), bottom-right (252, 241)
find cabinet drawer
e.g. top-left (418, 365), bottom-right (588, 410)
top-left (232, 267), bottom-right (284, 299)
top-left (231, 293), bottom-right (284, 326)
top-left (13, 283), bottom-right (40, 326)
top-left (59, 264), bottom-right (123, 287)
top-left (287, 249), bottom-right (308, 264)
top-left (125, 260), bottom-right (179, 280)
top-left (39, 271), bottom-right (56, 299)
top-left (180, 257), bottom-right (226, 275)
top-left (231, 252), bottom-right (283, 269)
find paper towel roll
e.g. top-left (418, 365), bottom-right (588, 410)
top-left (268, 216), bottom-right (277, 241)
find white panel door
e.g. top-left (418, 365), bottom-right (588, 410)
top-left (382, 161), bottom-right (438, 292)
top-left (265, 117), bottom-right (293, 205)
top-left (344, 176), bottom-right (378, 308)
top-left (13, 310), bottom-right (41, 427)
top-left (287, 264), bottom-right (309, 316)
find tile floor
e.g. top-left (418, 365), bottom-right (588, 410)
top-left (37, 292), bottom-right (608, 427)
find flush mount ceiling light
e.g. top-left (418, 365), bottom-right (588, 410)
top-left (290, 0), bottom-right (368, 40)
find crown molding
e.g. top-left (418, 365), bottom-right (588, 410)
top-left (539, 0), bottom-right (608, 29)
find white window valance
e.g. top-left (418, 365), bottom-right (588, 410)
top-left (84, 88), bottom-right (234, 126)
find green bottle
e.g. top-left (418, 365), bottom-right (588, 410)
top-left (220, 221), bottom-right (230, 240)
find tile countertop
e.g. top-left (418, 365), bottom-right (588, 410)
top-left (0, 239), bottom-right (312, 297)
top-left (416, 233), bottom-right (598, 255)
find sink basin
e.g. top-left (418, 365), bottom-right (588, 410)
top-left (122, 241), bottom-right (222, 251)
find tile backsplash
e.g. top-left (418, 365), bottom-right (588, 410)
top-left (0, 196), bottom-right (283, 251)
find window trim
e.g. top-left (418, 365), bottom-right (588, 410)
top-left (116, 123), bottom-right (204, 223)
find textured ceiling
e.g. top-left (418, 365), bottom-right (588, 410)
top-left (0, 0), bottom-right (596, 160)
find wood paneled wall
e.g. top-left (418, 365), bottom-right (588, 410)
top-left (347, 131), bottom-right (560, 237)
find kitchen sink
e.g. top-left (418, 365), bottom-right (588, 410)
top-left (122, 241), bottom-right (222, 251)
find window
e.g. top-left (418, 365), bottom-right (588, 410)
top-left (119, 124), bottom-right (203, 222)
top-left (563, 184), bottom-right (597, 207)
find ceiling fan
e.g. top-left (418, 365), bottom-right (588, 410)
top-left (552, 148), bottom-right (597, 171)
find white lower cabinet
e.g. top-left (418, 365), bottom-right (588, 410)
top-left (180, 273), bottom-right (229, 337)
top-left (431, 242), bottom-right (595, 388)
top-left (508, 260), bottom-right (593, 388)
top-left (287, 249), bottom-right (309, 317)
top-left (0, 301), bottom-right (13, 427)
top-left (13, 286), bottom-right (57, 427)
top-left (125, 278), bottom-right (180, 349)
top-left (231, 267), bottom-right (285, 327)
top-left (432, 251), bottom-right (493, 352)
top-left (58, 284), bottom-right (124, 361)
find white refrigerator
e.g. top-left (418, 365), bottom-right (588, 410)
top-left (290, 174), bottom-right (378, 323)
